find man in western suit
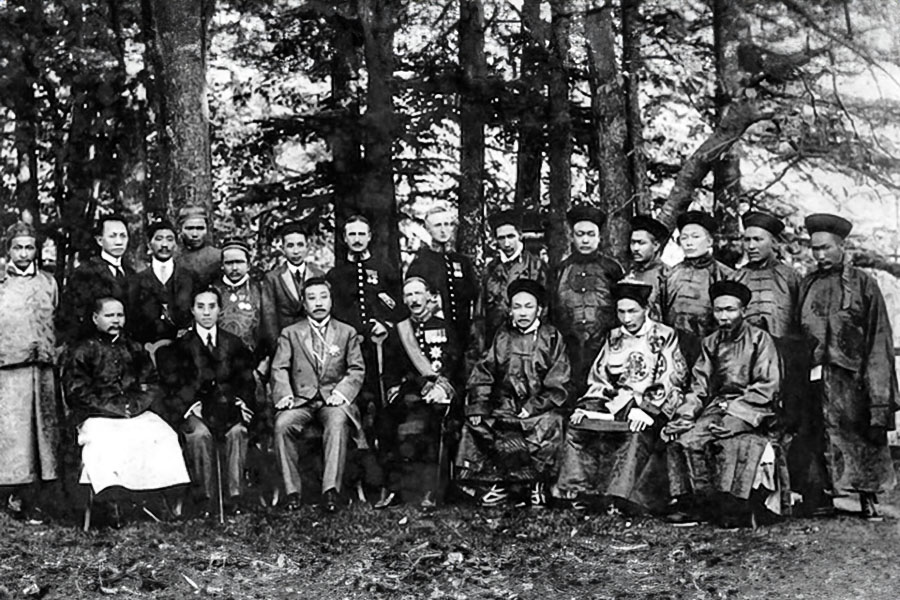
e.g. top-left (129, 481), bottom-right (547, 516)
top-left (260, 222), bottom-right (326, 357)
top-left (157, 288), bottom-right (256, 513)
top-left (127, 220), bottom-right (197, 345)
top-left (270, 277), bottom-right (365, 512)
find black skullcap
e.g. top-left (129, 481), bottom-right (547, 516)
top-left (146, 220), bottom-right (177, 239)
top-left (613, 281), bottom-right (654, 307)
top-left (742, 211), bottom-right (784, 237)
top-left (566, 205), bottom-right (607, 228)
top-left (631, 215), bottom-right (669, 243)
top-left (507, 278), bottom-right (546, 305)
top-left (805, 213), bottom-right (852, 239)
top-left (488, 210), bottom-right (522, 233)
top-left (278, 221), bottom-right (309, 238)
top-left (709, 280), bottom-right (752, 306)
top-left (676, 210), bottom-right (717, 233)
top-left (221, 237), bottom-right (251, 257)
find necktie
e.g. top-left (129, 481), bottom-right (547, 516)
top-left (292, 269), bottom-right (304, 296)
top-left (206, 332), bottom-right (215, 352)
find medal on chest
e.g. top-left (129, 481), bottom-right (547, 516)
top-left (452, 262), bottom-right (464, 279)
top-left (366, 269), bottom-right (379, 286)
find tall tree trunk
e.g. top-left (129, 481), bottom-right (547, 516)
top-left (621, 0), bottom-right (649, 213)
top-left (514, 0), bottom-right (546, 211)
top-left (357, 0), bottom-right (402, 279)
top-left (546, 0), bottom-right (573, 268)
top-left (458, 0), bottom-right (487, 262)
top-left (585, 1), bottom-right (633, 262)
top-left (12, 1), bottom-right (42, 225)
top-left (147, 0), bottom-right (213, 219)
top-left (140, 0), bottom-right (170, 218)
top-left (331, 7), bottom-right (364, 266)
top-left (712, 0), bottom-right (744, 250)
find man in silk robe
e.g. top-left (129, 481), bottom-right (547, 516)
top-left (622, 215), bottom-right (670, 322)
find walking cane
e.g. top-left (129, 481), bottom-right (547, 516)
top-left (216, 445), bottom-right (225, 525)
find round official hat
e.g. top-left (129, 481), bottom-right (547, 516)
top-left (488, 210), bottom-right (523, 233)
top-left (631, 215), bottom-right (669, 243)
top-left (742, 211), bottom-right (784, 237)
top-left (709, 280), bottom-right (752, 306)
top-left (507, 278), bottom-right (546, 305)
top-left (804, 213), bottom-right (852, 239)
top-left (613, 281), bottom-right (654, 307)
top-left (676, 210), bottom-right (717, 233)
top-left (566, 205), bottom-right (607, 228)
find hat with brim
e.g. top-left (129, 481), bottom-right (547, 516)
top-left (709, 280), bottom-right (752, 306)
top-left (613, 281), bottom-right (654, 307)
top-left (742, 211), bottom-right (784, 237)
top-left (631, 215), bottom-right (669, 243)
top-left (507, 278), bottom-right (546, 305)
top-left (488, 210), bottom-right (522, 233)
top-left (676, 210), bottom-right (717, 233)
top-left (566, 205), bottom-right (607, 228)
top-left (804, 213), bottom-right (852, 239)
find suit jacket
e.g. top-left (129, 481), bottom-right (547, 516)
top-left (260, 261), bottom-right (326, 356)
top-left (271, 317), bottom-right (365, 409)
top-left (57, 256), bottom-right (135, 344)
top-left (127, 263), bottom-right (198, 343)
top-left (156, 327), bottom-right (256, 431)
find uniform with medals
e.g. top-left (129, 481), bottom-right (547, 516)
top-left (376, 309), bottom-right (461, 504)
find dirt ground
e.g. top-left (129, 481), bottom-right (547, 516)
top-left (2, 487), bottom-right (899, 600)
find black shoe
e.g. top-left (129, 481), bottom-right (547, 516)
top-left (323, 489), bottom-right (341, 513)
top-left (374, 489), bottom-right (398, 510)
top-left (860, 493), bottom-right (883, 522)
top-left (282, 493), bottom-right (302, 512)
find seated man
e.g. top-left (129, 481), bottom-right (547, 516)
top-left (455, 279), bottom-right (570, 507)
top-left (557, 282), bottom-right (686, 513)
top-left (374, 276), bottom-right (462, 510)
top-left (663, 281), bottom-right (783, 525)
top-left (157, 288), bottom-right (256, 515)
top-left (270, 277), bottom-right (365, 512)
top-left (63, 297), bottom-right (190, 508)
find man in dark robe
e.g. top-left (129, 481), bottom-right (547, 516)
top-left (557, 282), bottom-right (686, 513)
top-left (57, 214), bottom-right (134, 344)
top-left (475, 209), bottom-right (548, 354)
top-left (552, 206), bottom-right (624, 394)
top-left (661, 210), bottom-right (734, 366)
top-left (157, 288), bottom-right (257, 514)
top-left (175, 206), bottom-right (222, 288)
top-left (455, 279), bottom-right (570, 507)
top-left (664, 281), bottom-right (784, 526)
top-left (127, 220), bottom-right (197, 346)
top-left (374, 276), bottom-right (461, 510)
top-left (798, 213), bottom-right (898, 519)
top-left (623, 215), bottom-right (670, 322)
top-left (406, 206), bottom-right (478, 356)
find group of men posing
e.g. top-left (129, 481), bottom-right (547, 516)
top-left (0, 202), bottom-right (896, 526)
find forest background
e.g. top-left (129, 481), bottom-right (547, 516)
top-left (1, 0), bottom-right (899, 282)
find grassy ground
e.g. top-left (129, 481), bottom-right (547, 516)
top-left (2, 492), bottom-right (899, 600)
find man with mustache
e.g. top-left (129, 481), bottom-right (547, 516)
top-left (373, 276), bottom-right (461, 510)
top-left (127, 220), bottom-right (198, 346)
top-left (552, 206), bottom-right (624, 395)
top-left (661, 210), bottom-right (734, 366)
top-left (270, 278), bottom-right (365, 513)
top-left (175, 206), bottom-right (222, 288)
top-left (557, 281), bottom-right (686, 513)
top-left (622, 215), bottom-right (670, 322)
top-left (663, 281), bottom-right (782, 526)
top-left (63, 297), bottom-right (190, 521)
top-left (455, 279), bottom-right (570, 507)
top-left (797, 213), bottom-right (898, 520)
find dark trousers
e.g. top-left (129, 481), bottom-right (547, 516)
top-left (182, 416), bottom-right (248, 500)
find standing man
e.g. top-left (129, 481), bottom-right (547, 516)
top-left (176, 206), bottom-right (222, 288)
top-left (213, 238), bottom-right (264, 358)
top-left (552, 206), bottom-right (624, 394)
top-left (157, 288), bottom-right (256, 514)
top-left (455, 279), bottom-right (570, 507)
top-left (374, 276), bottom-right (462, 510)
top-left (407, 206), bottom-right (478, 354)
top-left (270, 278), bottom-right (365, 512)
top-left (127, 220), bottom-right (197, 346)
top-left (664, 281), bottom-right (783, 525)
top-left (57, 214), bottom-right (133, 344)
top-left (260, 222), bottom-right (326, 358)
top-left (798, 213), bottom-right (898, 519)
top-left (326, 215), bottom-right (401, 425)
top-left (623, 215), bottom-right (670, 322)
top-left (0, 222), bottom-right (61, 517)
top-left (661, 210), bottom-right (734, 366)
top-left (475, 209), bottom-right (548, 353)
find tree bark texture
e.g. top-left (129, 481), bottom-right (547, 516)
top-left (10, 0), bottom-right (42, 225)
top-left (147, 0), bottom-right (213, 219)
top-left (514, 0), bottom-right (546, 211)
top-left (458, 0), bottom-right (487, 263)
top-left (357, 0), bottom-right (402, 279)
top-left (621, 0), bottom-right (650, 213)
top-left (585, 1), bottom-right (633, 262)
top-left (546, 0), bottom-right (574, 267)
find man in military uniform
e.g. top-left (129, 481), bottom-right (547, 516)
top-left (475, 209), bottom-right (548, 354)
top-left (127, 220), bottom-right (197, 347)
top-left (374, 276), bottom-right (462, 510)
top-left (623, 215), bottom-right (670, 322)
top-left (552, 206), bottom-right (624, 394)
top-left (798, 213), bottom-right (898, 519)
top-left (176, 206), bottom-right (222, 288)
top-left (57, 214), bottom-right (134, 344)
top-left (729, 212), bottom-right (820, 512)
top-left (407, 206), bottom-right (478, 356)
top-left (661, 210), bottom-right (734, 366)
